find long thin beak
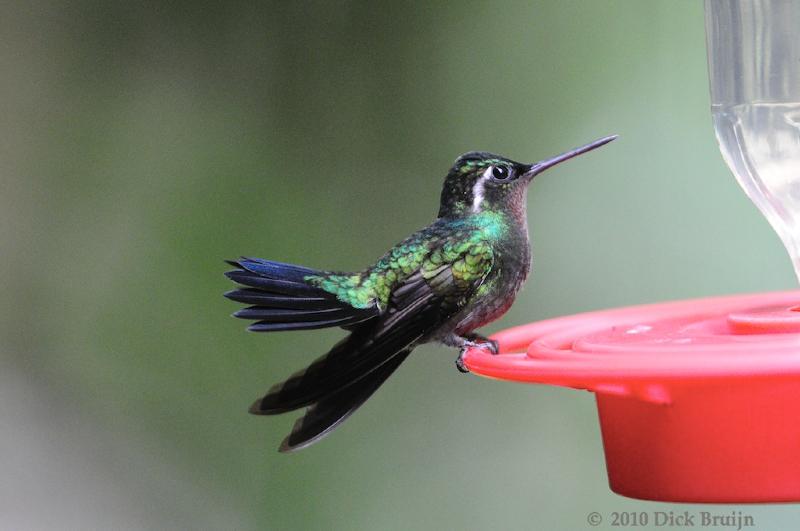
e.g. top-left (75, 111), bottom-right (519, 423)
top-left (523, 134), bottom-right (618, 179)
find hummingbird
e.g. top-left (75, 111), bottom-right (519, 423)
top-left (225, 134), bottom-right (616, 452)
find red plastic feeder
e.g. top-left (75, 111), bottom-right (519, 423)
top-left (463, 290), bottom-right (800, 503)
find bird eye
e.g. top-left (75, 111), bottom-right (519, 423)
top-left (491, 165), bottom-right (510, 180)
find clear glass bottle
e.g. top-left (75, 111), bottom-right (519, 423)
top-left (706, 0), bottom-right (800, 281)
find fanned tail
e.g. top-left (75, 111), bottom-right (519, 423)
top-left (224, 257), bottom-right (442, 451)
top-left (224, 257), bottom-right (378, 332)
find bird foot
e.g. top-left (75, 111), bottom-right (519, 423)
top-left (463, 335), bottom-right (499, 355)
top-left (454, 337), bottom-right (499, 373)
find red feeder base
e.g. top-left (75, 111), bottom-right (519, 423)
top-left (463, 291), bottom-right (800, 503)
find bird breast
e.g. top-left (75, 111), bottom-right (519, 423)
top-left (453, 236), bottom-right (531, 334)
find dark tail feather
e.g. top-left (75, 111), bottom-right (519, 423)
top-left (277, 349), bottom-right (411, 452)
top-left (250, 314), bottom-right (423, 415)
top-left (225, 257), bottom-right (378, 332)
top-left (249, 332), bottom-right (369, 415)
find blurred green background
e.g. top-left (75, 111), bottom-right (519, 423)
top-left (3, 0), bottom-right (800, 529)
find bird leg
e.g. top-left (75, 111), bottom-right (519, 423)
top-left (445, 333), bottom-right (500, 373)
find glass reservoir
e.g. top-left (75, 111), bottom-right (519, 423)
top-left (705, 0), bottom-right (800, 280)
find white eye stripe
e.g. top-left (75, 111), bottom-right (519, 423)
top-left (471, 168), bottom-right (493, 213)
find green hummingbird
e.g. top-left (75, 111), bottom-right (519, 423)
top-left (225, 134), bottom-right (616, 452)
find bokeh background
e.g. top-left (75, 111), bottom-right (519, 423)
top-left (3, 0), bottom-right (799, 529)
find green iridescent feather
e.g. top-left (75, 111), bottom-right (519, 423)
top-left (306, 211), bottom-right (506, 311)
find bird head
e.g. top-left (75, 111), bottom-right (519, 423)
top-left (437, 135), bottom-right (617, 219)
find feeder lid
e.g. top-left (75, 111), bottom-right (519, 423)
top-left (463, 291), bottom-right (800, 402)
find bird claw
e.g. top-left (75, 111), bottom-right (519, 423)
top-left (455, 352), bottom-right (470, 373)
top-left (484, 339), bottom-right (500, 355)
top-left (455, 338), bottom-right (499, 373)
top-left (465, 337), bottom-right (499, 355)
